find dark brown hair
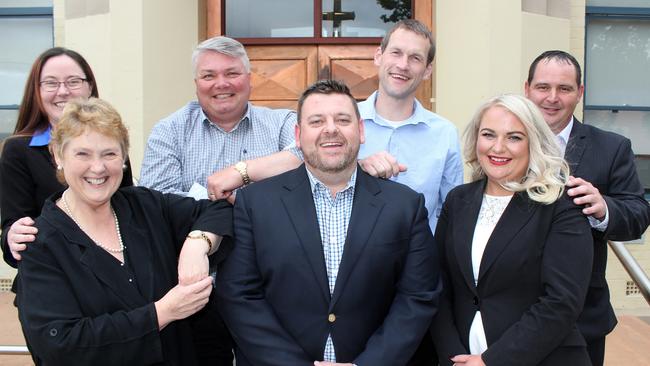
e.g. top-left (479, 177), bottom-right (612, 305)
top-left (527, 50), bottom-right (582, 87)
top-left (296, 79), bottom-right (360, 123)
top-left (14, 47), bottom-right (98, 136)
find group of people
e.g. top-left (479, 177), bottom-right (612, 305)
top-left (1, 18), bottom-right (648, 366)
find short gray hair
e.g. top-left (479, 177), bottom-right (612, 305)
top-left (192, 36), bottom-right (251, 76)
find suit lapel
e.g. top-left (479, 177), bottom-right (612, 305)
top-left (454, 180), bottom-right (485, 292)
top-left (330, 170), bottom-right (384, 307)
top-left (281, 166), bottom-right (331, 303)
top-left (478, 192), bottom-right (537, 281)
top-left (564, 117), bottom-right (588, 172)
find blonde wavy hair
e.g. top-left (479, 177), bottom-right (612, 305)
top-left (463, 94), bottom-right (569, 204)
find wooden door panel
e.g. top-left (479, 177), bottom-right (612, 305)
top-left (247, 46), bottom-right (317, 109)
top-left (318, 45), bottom-right (378, 101)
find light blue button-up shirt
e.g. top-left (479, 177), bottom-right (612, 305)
top-left (357, 91), bottom-right (463, 231)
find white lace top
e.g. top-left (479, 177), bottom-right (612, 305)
top-left (468, 193), bottom-right (513, 355)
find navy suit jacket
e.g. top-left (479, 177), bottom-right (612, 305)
top-left (216, 165), bottom-right (441, 366)
top-left (565, 119), bottom-right (650, 341)
top-left (431, 180), bottom-right (593, 366)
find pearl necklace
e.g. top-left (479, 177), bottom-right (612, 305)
top-left (61, 190), bottom-right (125, 253)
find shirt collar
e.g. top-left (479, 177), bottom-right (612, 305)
top-left (556, 117), bottom-right (574, 146)
top-left (306, 166), bottom-right (358, 196)
top-left (200, 102), bottom-right (252, 132)
top-left (358, 91), bottom-right (431, 128)
top-left (29, 125), bottom-right (52, 147)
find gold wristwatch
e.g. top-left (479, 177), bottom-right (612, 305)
top-left (187, 230), bottom-right (212, 252)
top-left (234, 161), bottom-right (251, 185)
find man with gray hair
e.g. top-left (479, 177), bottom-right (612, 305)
top-left (140, 36), bottom-right (297, 198)
top-left (140, 36), bottom-right (297, 365)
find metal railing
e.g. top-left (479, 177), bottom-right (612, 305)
top-left (609, 240), bottom-right (650, 305)
top-left (0, 345), bottom-right (29, 355)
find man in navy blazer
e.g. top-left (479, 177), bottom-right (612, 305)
top-left (216, 79), bottom-right (441, 366)
top-left (525, 50), bottom-right (650, 366)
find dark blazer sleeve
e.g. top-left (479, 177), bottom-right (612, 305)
top-left (598, 137), bottom-right (650, 241)
top-left (215, 189), bottom-right (313, 366)
top-left (430, 193), bottom-right (470, 359)
top-left (18, 231), bottom-right (164, 365)
top-left (1, 138), bottom-right (40, 267)
top-left (354, 193), bottom-right (441, 365)
top-left (150, 188), bottom-right (233, 261)
top-left (481, 198), bottom-right (593, 365)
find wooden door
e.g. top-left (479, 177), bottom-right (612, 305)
top-left (206, 0), bottom-right (434, 110)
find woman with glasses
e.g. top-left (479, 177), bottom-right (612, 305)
top-left (0, 48), bottom-right (134, 302)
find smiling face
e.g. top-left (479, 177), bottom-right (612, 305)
top-left (296, 93), bottom-right (364, 176)
top-left (194, 51), bottom-right (251, 128)
top-left (39, 55), bottom-right (92, 124)
top-left (374, 28), bottom-right (432, 101)
top-left (55, 129), bottom-right (124, 210)
top-left (477, 106), bottom-right (530, 196)
top-left (525, 58), bottom-right (584, 134)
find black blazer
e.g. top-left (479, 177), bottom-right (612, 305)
top-left (566, 120), bottom-right (650, 341)
top-left (0, 135), bottom-right (134, 268)
top-left (17, 187), bottom-right (232, 366)
top-left (431, 180), bottom-right (593, 366)
top-left (216, 165), bottom-right (441, 366)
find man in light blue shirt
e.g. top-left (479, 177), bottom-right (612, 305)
top-left (357, 91), bottom-right (461, 230)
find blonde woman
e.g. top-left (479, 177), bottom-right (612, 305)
top-left (17, 98), bottom-right (232, 365)
top-left (431, 94), bottom-right (593, 366)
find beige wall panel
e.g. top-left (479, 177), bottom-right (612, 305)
top-left (141, 1), bottom-right (199, 178)
top-left (520, 12), bottom-right (570, 87)
top-left (437, 0), bottom-right (523, 145)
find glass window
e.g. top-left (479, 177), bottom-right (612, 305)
top-left (0, 109), bottom-right (18, 139)
top-left (0, 16), bottom-right (53, 106)
top-left (0, 0), bottom-right (52, 7)
top-left (587, 0), bottom-right (650, 7)
top-left (584, 2), bottom-right (650, 193)
top-left (584, 17), bottom-right (650, 108)
top-left (224, 0), bottom-right (411, 39)
top-left (0, 1), bottom-right (53, 137)
top-left (226, 0), bottom-right (313, 37)
top-left (322, 0), bottom-right (411, 37)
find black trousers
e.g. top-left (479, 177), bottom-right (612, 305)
top-left (190, 304), bottom-right (234, 365)
top-left (586, 336), bottom-right (606, 366)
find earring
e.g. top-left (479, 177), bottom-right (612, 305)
top-left (57, 165), bottom-right (63, 171)
top-left (122, 164), bottom-right (127, 170)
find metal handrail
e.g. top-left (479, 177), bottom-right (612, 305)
top-left (0, 345), bottom-right (29, 355)
top-left (609, 240), bottom-right (650, 305)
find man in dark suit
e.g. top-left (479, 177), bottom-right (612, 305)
top-left (216, 79), bottom-right (441, 366)
top-left (525, 50), bottom-right (650, 366)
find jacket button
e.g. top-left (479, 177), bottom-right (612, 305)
top-left (328, 313), bottom-right (336, 323)
top-left (473, 296), bottom-right (480, 305)
top-left (49, 328), bottom-right (58, 337)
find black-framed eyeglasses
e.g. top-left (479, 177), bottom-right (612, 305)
top-left (39, 78), bottom-right (87, 92)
